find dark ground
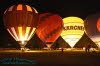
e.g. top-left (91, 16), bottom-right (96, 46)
top-left (0, 50), bottom-right (100, 66)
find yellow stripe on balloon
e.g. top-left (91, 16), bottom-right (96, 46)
top-left (24, 27), bottom-right (31, 40)
top-left (28, 28), bottom-right (36, 40)
top-left (26, 5), bottom-right (32, 11)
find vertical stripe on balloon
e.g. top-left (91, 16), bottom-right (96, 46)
top-left (7, 28), bottom-right (17, 41)
top-left (25, 27), bottom-right (31, 40)
top-left (11, 27), bottom-right (19, 40)
top-left (26, 5), bottom-right (32, 12)
top-left (33, 8), bottom-right (38, 13)
top-left (18, 27), bottom-right (23, 40)
top-left (28, 28), bottom-right (36, 40)
top-left (8, 6), bottom-right (14, 11)
top-left (17, 4), bottom-right (22, 10)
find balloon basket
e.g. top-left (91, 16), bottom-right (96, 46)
top-left (19, 44), bottom-right (26, 52)
top-left (46, 44), bottom-right (52, 50)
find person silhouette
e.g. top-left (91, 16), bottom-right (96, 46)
top-left (85, 43), bottom-right (91, 53)
top-left (61, 48), bottom-right (64, 53)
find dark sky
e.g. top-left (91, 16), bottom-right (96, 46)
top-left (40, 0), bottom-right (99, 18)
top-left (0, 0), bottom-right (100, 18)
top-left (0, 0), bottom-right (100, 47)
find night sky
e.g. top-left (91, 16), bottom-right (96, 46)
top-left (0, 0), bottom-right (100, 47)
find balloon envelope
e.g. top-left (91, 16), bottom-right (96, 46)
top-left (61, 16), bottom-right (84, 47)
top-left (3, 4), bottom-right (39, 47)
top-left (84, 13), bottom-right (100, 47)
top-left (36, 13), bottom-right (63, 47)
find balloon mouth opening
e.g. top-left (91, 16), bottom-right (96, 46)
top-left (45, 42), bottom-right (53, 48)
top-left (46, 44), bottom-right (52, 48)
top-left (18, 41), bottom-right (28, 48)
top-left (70, 45), bottom-right (75, 48)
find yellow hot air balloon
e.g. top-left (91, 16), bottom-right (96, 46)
top-left (3, 4), bottom-right (39, 48)
top-left (61, 16), bottom-right (84, 47)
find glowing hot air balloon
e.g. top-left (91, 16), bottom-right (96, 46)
top-left (36, 13), bottom-right (63, 48)
top-left (61, 16), bottom-right (84, 47)
top-left (3, 4), bottom-right (39, 48)
top-left (84, 13), bottom-right (100, 47)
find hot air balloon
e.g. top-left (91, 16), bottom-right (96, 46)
top-left (36, 13), bottom-right (63, 48)
top-left (61, 16), bottom-right (84, 48)
top-left (84, 13), bottom-right (100, 47)
top-left (3, 4), bottom-right (39, 48)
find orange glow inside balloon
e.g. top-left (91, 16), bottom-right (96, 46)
top-left (97, 19), bottom-right (100, 32)
top-left (7, 27), bottom-right (36, 43)
top-left (46, 44), bottom-right (52, 48)
top-left (17, 4), bottom-right (22, 10)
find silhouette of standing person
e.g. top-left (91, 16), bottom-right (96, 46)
top-left (61, 48), bottom-right (64, 53)
top-left (85, 43), bottom-right (91, 53)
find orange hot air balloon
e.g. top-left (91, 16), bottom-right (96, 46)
top-left (3, 4), bottom-right (39, 48)
top-left (36, 13), bottom-right (64, 48)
